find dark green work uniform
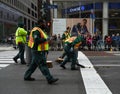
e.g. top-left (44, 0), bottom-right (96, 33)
top-left (60, 35), bottom-right (83, 70)
top-left (24, 26), bottom-right (58, 84)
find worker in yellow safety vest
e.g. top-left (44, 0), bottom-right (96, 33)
top-left (62, 27), bottom-right (71, 43)
top-left (60, 35), bottom-right (85, 70)
top-left (24, 19), bottom-right (59, 84)
top-left (57, 27), bottom-right (71, 60)
top-left (13, 23), bottom-right (27, 64)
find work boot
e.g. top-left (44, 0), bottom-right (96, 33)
top-left (24, 77), bottom-right (35, 81)
top-left (48, 78), bottom-right (59, 84)
top-left (13, 58), bottom-right (18, 63)
top-left (60, 65), bottom-right (66, 69)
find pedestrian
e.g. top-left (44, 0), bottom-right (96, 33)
top-left (13, 23), bottom-right (27, 64)
top-left (57, 27), bottom-right (71, 60)
top-left (24, 19), bottom-right (59, 84)
top-left (52, 34), bottom-right (57, 51)
top-left (86, 34), bottom-right (92, 51)
top-left (111, 34), bottom-right (116, 51)
top-left (106, 35), bottom-right (112, 51)
top-left (57, 34), bottom-right (62, 50)
top-left (115, 33), bottom-right (120, 51)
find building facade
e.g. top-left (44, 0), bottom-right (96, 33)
top-left (0, 0), bottom-right (38, 42)
top-left (51, 0), bottom-right (120, 38)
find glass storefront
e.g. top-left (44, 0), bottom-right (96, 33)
top-left (0, 2), bottom-right (37, 43)
top-left (0, 22), bottom-right (17, 43)
top-left (53, 1), bottom-right (120, 37)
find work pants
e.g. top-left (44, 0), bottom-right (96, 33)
top-left (61, 51), bottom-right (76, 69)
top-left (14, 43), bottom-right (25, 63)
top-left (24, 50), bottom-right (53, 81)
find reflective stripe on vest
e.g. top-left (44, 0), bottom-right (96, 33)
top-left (74, 42), bottom-right (82, 49)
top-left (65, 36), bottom-right (77, 43)
top-left (65, 32), bottom-right (70, 39)
top-left (63, 32), bottom-right (70, 42)
top-left (28, 27), bottom-right (49, 51)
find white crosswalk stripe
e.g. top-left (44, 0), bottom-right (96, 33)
top-left (0, 59), bottom-right (14, 70)
top-left (0, 51), bottom-right (17, 70)
top-left (0, 64), bottom-right (9, 68)
top-left (78, 51), bottom-right (112, 94)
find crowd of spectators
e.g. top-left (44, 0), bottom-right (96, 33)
top-left (48, 33), bottom-right (120, 51)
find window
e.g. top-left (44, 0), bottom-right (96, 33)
top-left (11, 0), bottom-right (14, 4)
top-left (0, 11), bottom-right (3, 18)
top-left (32, 21), bottom-right (34, 27)
top-left (35, 6), bottom-right (37, 11)
top-left (35, 13), bottom-right (37, 18)
top-left (12, 15), bottom-right (14, 20)
top-left (28, 8), bottom-right (30, 14)
top-left (31, 3), bottom-right (34, 9)
top-left (14, 0), bottom-right (17, 7)
top-left (7, 13), bottom-right (9, 19)
top-left (28, 19), bottom-right (30, 30)
top-left (24, 17), bottom-right (27, 29)
top-left (32, 11), bottom-right (34, 16)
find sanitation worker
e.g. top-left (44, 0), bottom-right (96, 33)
top-left (13, 23), bottom-right (27, 64)
top-left (60, 35), bottom-right (85, 70)
top-left (24, 19), bottom-right (59, 84)
top-left (56, 27), bottom-right (71, 62)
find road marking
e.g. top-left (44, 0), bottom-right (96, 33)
top-left (94, 64), bottom-right (120, 67)
top-left (0, 58), bottom-right (13, 61)
top-left (105, 51), bottom-right (120, 56)
top-left (0, 64), bottom-right (9, 67)
top-left (0, 50), bottom-right (17, 70)
top-left (0, 61), bottom-right (14, 63)
top-left (78, 51), bottom-right (112, 94)
top-left (114, 54), bottom-right (120, 56)
top-left (0, 58), bottom-right (14, 70)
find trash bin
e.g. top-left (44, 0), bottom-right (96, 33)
top-left (25, 44), bottom-right (32, 65)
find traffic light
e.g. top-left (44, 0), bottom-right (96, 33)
top-left (47, 22), bottom-right (51, 27)
top-left (46, 21), bottom-right (51, 33)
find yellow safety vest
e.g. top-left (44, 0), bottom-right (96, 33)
top-left (74, 42), bottom-right (82, 49)
top-left (65, 36), bottom-right (82, 49)
top-left (63, 32), bottom-right (70, 42)
top-left (15, 27), bottom-right (27, 45)
top-left (28, 27), bottom-right (49, 51)
top-left (65, 36), bottom-right (77, 43)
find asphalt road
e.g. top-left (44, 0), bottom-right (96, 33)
top-left (0, 50), bottom-right (120, 94)
top-left (89, 56), bottom-right (120, 94)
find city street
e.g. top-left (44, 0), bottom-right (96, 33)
top-left (0, 47), bottom-right (120, 94)
top-left (0, 0), bottom-right (120, 94)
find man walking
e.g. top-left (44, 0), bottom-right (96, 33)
top-left (13, 23), bottom-right (27, 64)
top-left (57, 27), bottom-right (71, 60)
top-left (24, 19), bottom-right (59, 84)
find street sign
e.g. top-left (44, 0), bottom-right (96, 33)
top-left (47, 5), bottom-right (58, 9)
